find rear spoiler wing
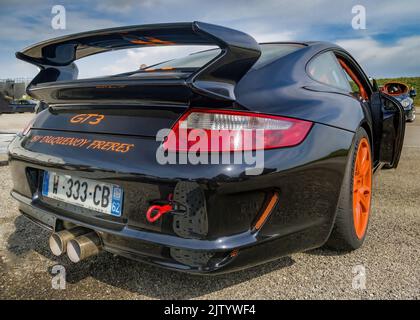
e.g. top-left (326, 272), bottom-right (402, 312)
top-left (16, 21), bottom-right (261, 100)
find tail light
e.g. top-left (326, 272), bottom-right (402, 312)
top-left (164, 108), bottom-right (313, 152)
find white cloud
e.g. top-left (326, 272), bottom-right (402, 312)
top-left (336, 35), bottom-right (420, 78)
top-left (200, 0), bottom-right (420, 31)
top-left (253, 31), bottom-right (295, 43)
top-left (2, 0), bottom-right (420, 79)
top-left (95, 0), bottom-right (159, 14)
top-left (0, 8), bottom-right (119, 43)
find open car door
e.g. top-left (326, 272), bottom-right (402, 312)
top-left (334, 53), bottom-right (405, 169)
top-left (370, 81), bottom-right (405, 168)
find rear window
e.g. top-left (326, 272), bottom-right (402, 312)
top-left (144, 48), bottom-right (221, 70)
top-left (135, 43), bottom-right (304, 72)
top-left (252, 43), bottom-right (304, 68)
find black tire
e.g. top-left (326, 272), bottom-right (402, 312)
top-left (325, 127), bottom-right (372, 251)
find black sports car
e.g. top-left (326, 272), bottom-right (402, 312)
top-left (9, 22), bottom-right (405, 274)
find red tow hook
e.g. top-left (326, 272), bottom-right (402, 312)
top-left (146, 204), bottom-right (173, 223)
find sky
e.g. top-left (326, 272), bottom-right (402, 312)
top-left (0, 0), bottom-right (419, 80)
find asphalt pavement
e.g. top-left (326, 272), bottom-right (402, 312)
top-left (0, 113), bottom-right (33, 164)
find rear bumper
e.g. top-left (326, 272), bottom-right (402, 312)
top-left (12, 190), bottom-right (254, 273)
top-left (12, 189), bottom-right (336, 274)
top-left (8, 123), bottom-right (355, 273)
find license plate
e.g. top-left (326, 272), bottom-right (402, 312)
top-left (42, 171), bottom-right (123, 216)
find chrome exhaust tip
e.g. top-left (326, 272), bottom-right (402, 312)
top-left (49, 226), bottom-right (90, 256)
top-left (67, 232), bottom-right (102, 263)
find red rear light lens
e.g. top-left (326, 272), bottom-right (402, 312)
top-left (164, 109), bottom-right (312, 152)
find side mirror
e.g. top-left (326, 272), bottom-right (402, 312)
top-left (410, 90), bottom-right (416, 98)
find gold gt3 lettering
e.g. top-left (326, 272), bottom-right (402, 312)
top-left (70, 114), bottom-right (105, 125)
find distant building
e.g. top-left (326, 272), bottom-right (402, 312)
top-left (0, 78), bottom-right (31, 99)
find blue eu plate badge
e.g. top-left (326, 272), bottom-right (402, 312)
top-left (111, 186), bottom-right (123, 216)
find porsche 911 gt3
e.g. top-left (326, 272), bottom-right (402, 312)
top-left (8, 22), bottom-right (405, 273)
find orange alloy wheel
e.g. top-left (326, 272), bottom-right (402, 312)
top-left (353, 138), bottom-right (372, 239)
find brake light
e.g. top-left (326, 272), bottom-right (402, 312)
top-left (164, 109), bottom-right (312, 152)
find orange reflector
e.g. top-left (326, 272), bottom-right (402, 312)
top-left (230, 249), bottom-right (239, 257)
top-left (253, 192), bottom-right (279, 230)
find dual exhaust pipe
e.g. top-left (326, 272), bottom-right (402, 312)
top-left (49, 226), bottom-right (102, 263)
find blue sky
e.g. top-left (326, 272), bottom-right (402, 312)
top-left (0, 0), bottom-right (419, 79)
